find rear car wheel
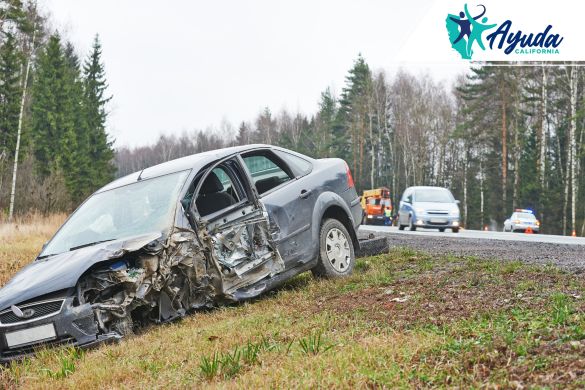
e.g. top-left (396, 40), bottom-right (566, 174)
top-left (312, 219), bottom-right (355, 278)
top-left (452, 228), bottom-right (459, 233)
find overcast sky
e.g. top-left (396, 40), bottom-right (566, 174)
top-left (39, 0), bottom-right (470, 147)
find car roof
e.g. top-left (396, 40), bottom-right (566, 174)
top-left (97, 144), bottom-right (275, 193)
top-left (512, 211), bottom-right (535, 216)
top-left (408, 186), bottom-right (450, 191)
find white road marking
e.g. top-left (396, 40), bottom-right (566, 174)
top-left (360, 225), bottom-right (585, 246)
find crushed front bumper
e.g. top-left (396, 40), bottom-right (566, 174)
top-left (0, 297), bottom-right (119, 363)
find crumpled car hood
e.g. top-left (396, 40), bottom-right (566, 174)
top-left (0, 232), bottom-right (161, 311)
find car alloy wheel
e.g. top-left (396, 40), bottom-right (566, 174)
top-left (325, 227), bottom-right (351, 272)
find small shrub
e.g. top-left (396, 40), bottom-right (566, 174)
top-left (199, 352), bottom-right (220, 380)
top-left (299, 332), bottom-right (333, 355)
top-left (220, 347), bottom-right (242, 379)
top-left (42, 347), bottom-right (83, 379)
top-left (241, 341), bottom-right (261, 365)
top-left (551, 293), bottom-right (572, 326)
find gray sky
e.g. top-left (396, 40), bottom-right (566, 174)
top-left (39, 0), bottom-right (469, 147)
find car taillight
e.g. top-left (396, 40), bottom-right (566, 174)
top-left (345, 162), bottom-right (355, 188)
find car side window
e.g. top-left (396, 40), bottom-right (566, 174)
top-left (193, 164), bottom-right (245, 217)
top-left (242, 152), bottom-right (293, 195)
top-left (273, 150), bottom-right (312, 177)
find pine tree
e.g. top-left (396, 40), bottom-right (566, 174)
top-left (236, 121), bottom-right (251, 145)
top-left (0, 32), bottom-right (22, 165)
top-left (312, 87), bottom-right (336, 158)
top-left (64, 41), bottom-right (93, 200)
top-left (82, 34), bottom-right (114, 190)
top-left (334, 54), bottom-right (373, 190)
top-left (31, 33), bottom-right (80, 190)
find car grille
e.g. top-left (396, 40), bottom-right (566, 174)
top-left (0, 300), bottom-right (64, 325)
top-left (427, 211), bottom-right (449, 215)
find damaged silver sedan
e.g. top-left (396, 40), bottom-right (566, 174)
top-left (0, 145), bottom-right (362, 361)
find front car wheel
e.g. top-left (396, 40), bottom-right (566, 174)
top-left (408, 215), bottom-right (417, 231)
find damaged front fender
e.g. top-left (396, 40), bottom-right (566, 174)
top-left (0, 233), bottom-right (162, 313)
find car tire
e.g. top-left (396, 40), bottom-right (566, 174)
top-left (408, 215), bottom-right (417, 231)
top-left (312, 218), bottom-right (355, 279)
top-left (452, 228), bottom-right (459, 233)
top-left (439, 228), bottom-right (445, 232)
top-left (398, 213), bottom-right (405, 230)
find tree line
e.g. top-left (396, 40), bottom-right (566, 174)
top-left (2, 1), bottom-right (584, 236)
top-left (0, 0), bottom-right (114, 218)
top-left (117, 57), bottom-right (585, 235)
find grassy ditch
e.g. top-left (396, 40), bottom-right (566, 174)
top-left (0, 221), bottom-right (584, 388)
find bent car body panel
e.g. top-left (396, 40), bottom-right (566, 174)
top-left (0, 233), bottom-right (161, 311)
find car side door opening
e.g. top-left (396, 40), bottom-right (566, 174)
top-left (241, 149), bottom-right (316, 266)
top-left (189, 157), bottom-right (284, 295)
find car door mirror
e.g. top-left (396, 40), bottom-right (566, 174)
top-left (455, 200), bottom-right (460, 204)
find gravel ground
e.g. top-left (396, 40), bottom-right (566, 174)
top-left (358, 230), bottom-right (585, 274)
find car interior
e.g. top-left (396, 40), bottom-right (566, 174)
top-left (195, 169), bottom-right (238, 216)
top-left (183, 151), bottom-right (297, 218)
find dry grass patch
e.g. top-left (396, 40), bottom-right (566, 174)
top-left (0, 213), bottom-right (64, 286)
top-left (0, 220), bottom-right (584, 388)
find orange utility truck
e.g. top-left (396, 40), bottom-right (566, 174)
top-left (360, 187), bottom-right (392, 225)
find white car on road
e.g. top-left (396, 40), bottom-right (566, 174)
top-left (503, 209), bottom-right (540, 233)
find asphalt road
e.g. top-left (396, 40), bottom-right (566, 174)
top-left (360, 225), bottom-right (585, 246)
top-left (358, 225), bottom-right (585, 273)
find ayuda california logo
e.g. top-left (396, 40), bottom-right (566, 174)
top-left (445, 4), bottom-right (564, 59)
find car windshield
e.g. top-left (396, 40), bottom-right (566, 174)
top-left (515, 213), bottom-right (536, 220)
top-left (414, 189), bottom-right (454, 203)
top-left (40, 170), bottom-right (189, 258)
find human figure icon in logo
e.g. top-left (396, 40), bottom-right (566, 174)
top-left (464, 3), bottom-right (496, 57)
top-left (449, 5), bottom-right (486, 45)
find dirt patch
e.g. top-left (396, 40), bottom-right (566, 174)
top-left (314, 254), bottom-right (585, 388)
top-left (320, 262), bottom-right (580, 328)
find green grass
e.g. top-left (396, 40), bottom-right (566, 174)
top-left (1, 246), bottom-right (584, 388)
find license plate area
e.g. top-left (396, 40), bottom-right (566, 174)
top-left (5, 323), bottom-right (57, 348)
top-left (430, 218), bottom-right (447, 224)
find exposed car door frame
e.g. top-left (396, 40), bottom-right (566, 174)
top-left (189, 153), bottom-right (285, 294)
